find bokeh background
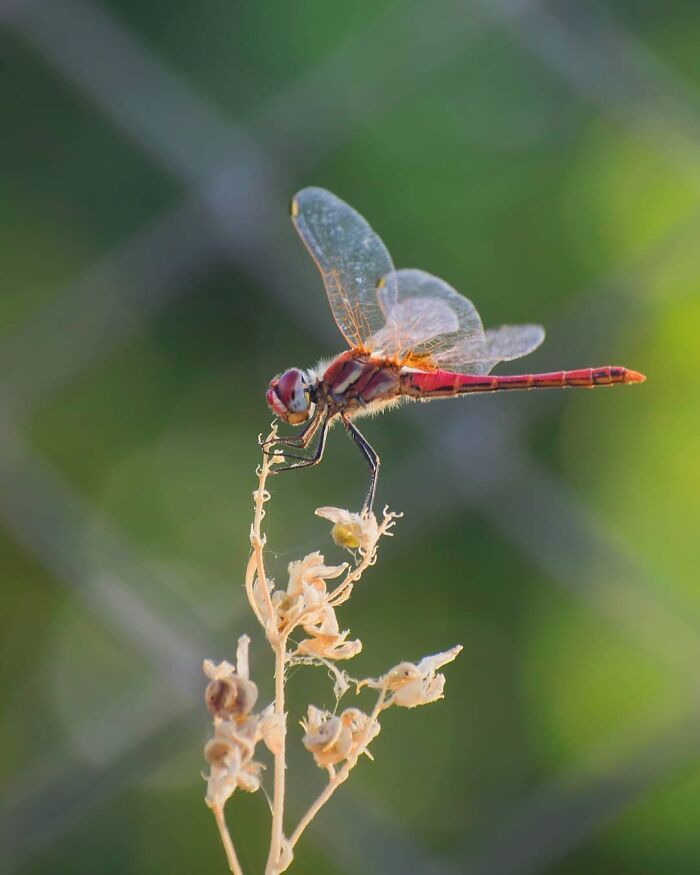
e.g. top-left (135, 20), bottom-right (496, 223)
top-left (1, 1), bottom-right (698, 873)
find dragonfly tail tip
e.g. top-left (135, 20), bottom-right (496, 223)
top-left (624, 369), bottom-right (646, 384)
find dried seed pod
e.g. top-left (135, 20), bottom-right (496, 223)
top-left (303, 716), bottom-right (352, 766)
top-left (204, 737), bottom-right (234, 768)
top-left (205, 675), bottom-right (258, 720)
top-left (385, 662), bottom-right (421, 690)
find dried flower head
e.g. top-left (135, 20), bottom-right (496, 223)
top-left (202, 636), bottom-right (267, 813)
top-left (262, 552), bottom-right (348, 639)
top-left (302, 717), bottom-right (352, 767)
top-left (287, 552), bottom-right (347, 595)
top-left (203, 635), bottom-right (252, 683)
top-left (205, 674), bottom-right (259, 721)
top-left (341, 707), bottom-right (381, 753)
top-left (294, 603), bottom-right (362, 661)
top-left (204, 717), bottom-right (264, 807)
top-left (315, 506), bottom-right (379, 553)
top-left (203, 646), bottom-right (259, 721)
top-left (301, 705), bottom-right (380, 770)
top-left (360, 645), bottom-right (463, 709)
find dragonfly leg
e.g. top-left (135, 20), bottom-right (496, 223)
top-left (273, 414), bottom-right (331, 472)
top-left (343, 418), bottom-right (380, 515)
top-left (260, 411), bottom-right (323, 453)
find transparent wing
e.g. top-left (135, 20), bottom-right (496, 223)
top-left (371, 269), bottom-right (487, 370)
top-left (372, 269), bottom-right (545, 374)
top-left (470, 324), bottom-right (545, 363)
top-left (291, 187), bottom-right (398, 350)
top-left (429, 323), bottom-right (545, 374)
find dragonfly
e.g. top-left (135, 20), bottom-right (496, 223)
top-left (265, 187), bottom-right (645, 513)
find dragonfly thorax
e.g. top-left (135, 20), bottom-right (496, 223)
top-left (267, 367), bottom-right (315, 425)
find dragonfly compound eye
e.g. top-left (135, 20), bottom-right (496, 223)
top-left (267, 368), bottom-right (312, 424)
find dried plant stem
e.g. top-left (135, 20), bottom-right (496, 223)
top-left (289, 684), bottom-right (389, 852)
top-left (213, 803), bottom-right (245, 875)
top-left (204, 427), bottom-right (460, 875)
top-left (246, 436), bottom-right (290, 875)
top-left (266, 638), bottom-right (288, 874)
top-left (246, 450), bottom-right (277, 629)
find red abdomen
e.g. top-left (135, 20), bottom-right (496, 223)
top-left (402, 366), bottom-right (645, 397)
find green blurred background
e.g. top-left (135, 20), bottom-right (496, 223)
top-left (1, 1), bottom-right (698, 873)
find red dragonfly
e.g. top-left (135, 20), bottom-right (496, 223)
top-left (266, 187), bottom-right (645, 512)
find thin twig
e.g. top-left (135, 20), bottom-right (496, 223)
top-left (248, 429), bottom-right (290, 875)
top-left (245, 431), bottom-right (280, 632)
top-left (213, 804), bottom-right (245, 875)
top-left (266, 639), bottom-right (288, 874)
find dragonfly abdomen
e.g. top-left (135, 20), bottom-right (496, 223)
top-left (402, 366), bottom-right (645, 398)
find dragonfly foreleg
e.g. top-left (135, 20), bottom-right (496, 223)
top-left (272, 414), bottom-right (330, 473)
top-left (343, 418), bottom-right (380, 515)
top-left (260, 410), bottom-right (324, 451)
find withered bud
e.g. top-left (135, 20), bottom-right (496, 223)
top-left (205, 675), bottom-right (258, 720)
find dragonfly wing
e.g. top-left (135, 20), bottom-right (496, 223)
top-left (373, 269), bottom-right (545, 375)
top-left (443, 324), bottom-right (545, 372)
top-left (291, 187), bottom-right (398, 351)
top-left (481, 324), bottom-right (545, 360)
top-left (371, 269), bottom-right (488, 371)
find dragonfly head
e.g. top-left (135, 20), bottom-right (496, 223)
top-left (266, 368), bottom-right (314, 425)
